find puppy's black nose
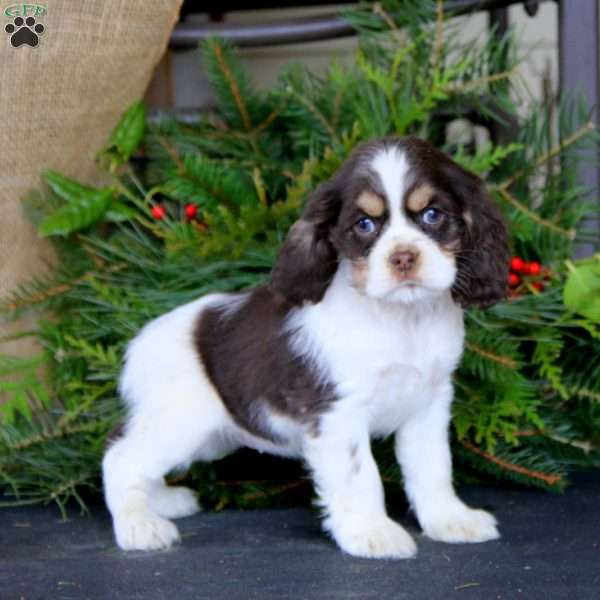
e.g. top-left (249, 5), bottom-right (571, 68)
top-left (389, 249), bottom-right (418, 273)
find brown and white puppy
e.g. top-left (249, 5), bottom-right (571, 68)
top-left (103, 136), bottom-right (509, 558)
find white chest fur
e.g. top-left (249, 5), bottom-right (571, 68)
top-left (285, 264), bottom-right (465, 438)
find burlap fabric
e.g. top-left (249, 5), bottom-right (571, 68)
top-left (0, 1), bottom-right (184, 363)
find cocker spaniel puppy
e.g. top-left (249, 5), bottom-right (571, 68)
top-left (103, 136), bottom-right (509, 558)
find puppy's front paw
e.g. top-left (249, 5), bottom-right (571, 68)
top-left (332, 515), bottom-right (417, 559)
top-left (114, 508), bottom-right (181, 551)
top-left (421, 501), bottom-right (499, 544)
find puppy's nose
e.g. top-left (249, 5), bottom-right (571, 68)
top-left (389, 249), bottom-right (418, 273)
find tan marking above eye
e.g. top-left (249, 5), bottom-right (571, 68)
top-left (406, 184), bottom-right (436, 213)
top-left (356, 191), bottom-right (385, 217)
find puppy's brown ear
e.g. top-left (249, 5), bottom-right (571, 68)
top-left (453, 177), bottom-right (510, 308)
top-left (270, 180), bottom-right (340, 306)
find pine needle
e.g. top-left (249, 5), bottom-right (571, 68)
top-left (460, 440), bottom-right (564, 488)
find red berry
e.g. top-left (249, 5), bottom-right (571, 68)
top-left (532, 281), bottom-right (544, 292)
top-left (151, 205), bottom-right (166, 220)
top-left (510, 257), bottom-right (525, 272)
top-left (184, 203), bottom-right (198, 220)
top-left (508, 273), bottom-right (520, 287)
top-left (528, 261), bottom-right (541, 276)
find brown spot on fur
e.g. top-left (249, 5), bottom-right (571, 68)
top-left (406, 183), bottom-right (435, 212)
top-left (195, 287), bottom-right (337, 441)
top-left (356, 190), bottom-right (385, 217)
top-left (350, 258), bottom-right (369, 292)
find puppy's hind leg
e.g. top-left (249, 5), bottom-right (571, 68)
top-left (147, 481), bottom-right (201, 520)
top-left (103, 431), bottom-right (180, 551)
top-left (103, 294), bottom-right (240, 551)
top-left (103, 405), bottom-right (234, 552)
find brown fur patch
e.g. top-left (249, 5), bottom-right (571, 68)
top-left (195, 287), bottom-right (337, 441)
top-left (406, 183), bottom-right (435, 212)
top-left (356, 190), bottom-right (385, 217)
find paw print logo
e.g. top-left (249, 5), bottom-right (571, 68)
top-left (5, 16), bottom-right (45, 48)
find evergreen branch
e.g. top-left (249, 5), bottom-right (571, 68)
top-left (372, 2), bottom-right (403, 42)
top-left (332, 88), bottom-right (344, 130)
top-left (444, 67), bottom-right (518, 94)
top-left (496, 187), bottom-right (577, 239)
top-left (217, 479), bottom-right (307, 501)
top-left (5, 261), bottom-right (130, 312)
top-left (286, 86), bottom-right (340, 145)
top-left (0, 496), bottom-right (49, 508)
top-left (49, 474), bottom-right (95, 516)
top-left (547, 435), bottom-right (594, 454)
top-left (498, 120), bottom-right (595, 191)
top-left (459, 440), bottom-right (564, 487)
top-left (514, 430), bottom-right (594, 454)
top-left (5, 421), bottom-right (104, 451)
top-left (5, 281), bottom-right (77, 311)
top-left (465, 342), bottom-right (518, 369)
top-left (572, 387), bottom-right (600, 403)
top-left (253, 104), bottom-right (284, 134)
top-left (431, 0), bottom-right (444, 70)
top-left (211, 43), bottom-right (253, 132)
top-left (252, 168), bottom-right (268, 207)
top-left (156, 135), bottom-right (185, 174)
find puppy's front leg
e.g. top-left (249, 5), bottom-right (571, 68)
top-left (304, 414), bottom-right (416, 559)
top-left (395, 379), bottom-right (499, 543)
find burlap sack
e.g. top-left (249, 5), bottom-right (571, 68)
top-left (0, 1), bottom-right (184, 363)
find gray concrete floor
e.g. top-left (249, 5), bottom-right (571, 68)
top-left (2, 472), bottom-right (599, 600)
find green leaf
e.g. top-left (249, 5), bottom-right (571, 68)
top-left (41, 170), bottom-right (118, 233)
top-left (44, 170), bottom-right (97, 202)
top-left (97, 101), bottom-right (146, 171)
top-left (105, 202), bottom-right (138, 223)
top-left (564, 258), bottom-right (600, 322)
top-left (39, 189), bottom-right (114, 236)
top-left (109, 100), bottom-right (146, 162)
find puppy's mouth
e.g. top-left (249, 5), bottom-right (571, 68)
top-left (393, 273), bottom-right (422, 288)
top-left (378, 277), bottom-right (451, 305)
top-left (396, 278), bottom-right (419, 286)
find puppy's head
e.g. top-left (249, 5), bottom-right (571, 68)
top-left (271, 136), bottom-right (509, 308)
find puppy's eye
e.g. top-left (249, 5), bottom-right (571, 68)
top-left (354, 217), bottom-right (377, 235)
top-left (421, 207), bottom-right (444, 227)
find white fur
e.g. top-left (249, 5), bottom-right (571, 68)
top-left (103, 147), bottom-right (499, 558)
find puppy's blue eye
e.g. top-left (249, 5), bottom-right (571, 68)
top-left (422, 207), bottom-right (443, 226)
top-left (354, 217), bottom-right (377, 235)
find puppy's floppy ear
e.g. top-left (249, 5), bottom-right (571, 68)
top-left (453, 175), bottom-right (510, 308)
top-left (270, 180), bottom-right (340, 306)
